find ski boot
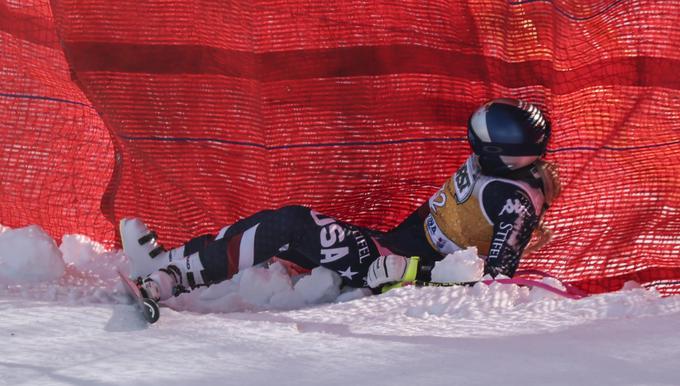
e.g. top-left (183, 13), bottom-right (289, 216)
top-left (120, 218), bottom-right (169, 278)
top-left (137, 266), bottom-right (186, 302)
top-left (120, 218), bottom-right (212, 300)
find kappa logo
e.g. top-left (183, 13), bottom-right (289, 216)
top-left (499, 198), bottom-right (526, 216)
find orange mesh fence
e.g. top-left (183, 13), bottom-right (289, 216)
top-left (0, 1), bottom-right (114, 243)
top-left (2, 0), bottom-right (679, 295)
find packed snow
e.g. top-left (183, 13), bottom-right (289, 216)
top-left (430, 246), bottom-right (484, 283)
top-left (1, 224), bottom-right (680, 386)
top-left (0, 225), bottom-right (65, 284)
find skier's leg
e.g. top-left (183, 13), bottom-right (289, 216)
top-left (120, 218), bottom-right (215, 278)
top-left (133, 206), bottom-right (323, 300)
top-left (276, 249), bottom-right (319, 270)
top-left (121, 208), bottom-right (282, 277)
top-left (211, 209), bottom-right (276, 242)
top-left (202, 206), bottom-right (386, 287)
top-left (200, 206), bottom-right (389, 288)
top-left (196, 205), bottom-right (325, 284)
top-left (140, 205), bottom-right (385, 300)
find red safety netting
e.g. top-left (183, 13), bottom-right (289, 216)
top-left (0, 1), bottom-right (114, 243)
top-left (1, 0), bottom-right (679, 295)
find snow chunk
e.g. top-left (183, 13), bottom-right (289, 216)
top-left (238, 262), bottom-right (294, 305)
top-left (270, 288), bottom-right (306, 310)
top-left (336, 287), bottom-right (371, 302)
top-left (0, 225), bottom-right (65, 284)
top-left (294, 266), bottom-right (342, 304)
top-left (60, 234), bottom-right (106, 267)
top-left (169, 264), bottom-right (346, 312)
top-left (431, 247), bottom-right (484, 283)
top-left (622, 280), bottom-right (643, 290)
top-left (528, 277), bottom-right (568, 301)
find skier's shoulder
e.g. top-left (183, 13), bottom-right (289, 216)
top-left (477, 169), bottom-right (545, 223)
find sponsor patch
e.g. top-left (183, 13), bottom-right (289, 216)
top-left (454, 157), bottom-right (478, 203)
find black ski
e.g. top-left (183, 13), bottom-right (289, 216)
top-left (118, 270), bottom-right (160, 324)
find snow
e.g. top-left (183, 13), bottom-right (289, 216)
top-left (430, 247), bottom-right (484, 283)
top-left (1, 226), bottom-right (680, 385)
top-left (293, 266), bottom-right (342, 304)
top-left (60, 234), bottom-right (106, 267)
top-left (0, 225), bottom-right (65, 284)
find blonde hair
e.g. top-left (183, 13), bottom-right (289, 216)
top-left (524, 160), bottom-right (561, 255)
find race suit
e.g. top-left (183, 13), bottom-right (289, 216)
top-left (173, 156), bottom-right (547, 288)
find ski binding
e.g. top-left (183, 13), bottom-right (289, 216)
top-left (118, 270), bottom-right (160, 324)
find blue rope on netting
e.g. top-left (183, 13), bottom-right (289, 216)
top-left (508, 0), bottom-right (627, 21)
top-left (0, 92), bottom-right (95, 109)
top-left (118, 134), bottom-right (680, 153)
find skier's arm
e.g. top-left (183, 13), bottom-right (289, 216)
top-left (481, 181), bottom-right (540, 278)
top-left (388, 201), bottom-right (430, 233)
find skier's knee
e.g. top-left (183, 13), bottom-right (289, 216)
top-left (183, 234), bottom-right (214, 256)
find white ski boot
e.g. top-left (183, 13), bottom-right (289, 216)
top-left (120, 218), bottom-right (185, 278)
top-left (120, 218), bottom-right (209, 300)
top-left (138, 268), bottom-right (183, 302)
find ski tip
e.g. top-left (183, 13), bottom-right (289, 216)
top-left (143, 298), bottom-right (160, 324)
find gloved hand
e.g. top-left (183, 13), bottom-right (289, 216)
top-left (366, 255), bottom-right (409, 289)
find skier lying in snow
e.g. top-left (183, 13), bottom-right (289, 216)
top-left (120, 98), bottom-right (560, 301)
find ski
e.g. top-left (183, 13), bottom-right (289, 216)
top-left (383, 277), bottom-right (585, 299)
top-left (117, 270), bottom-right (160, 324)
